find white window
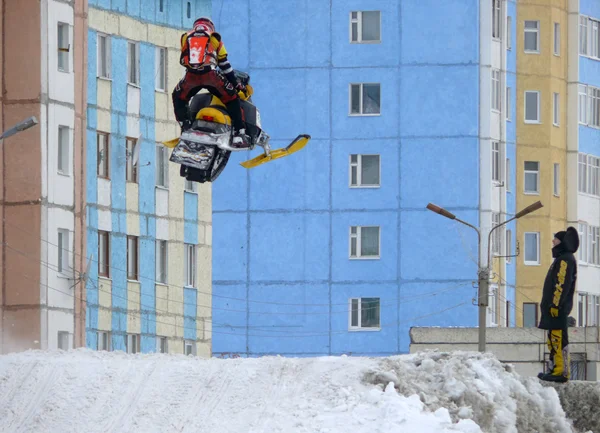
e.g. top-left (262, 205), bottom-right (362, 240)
top-left (126, 334), bottom-right (140, 354)
top-left (57, 125), bottom-right (70, 175)
top-left (524, 91), bottom-right (540, 123)
top-left (553, 163), bottom-right (560, 196)
top-left (491, 69), bottom-right (501, 111)
top-left (506, 87), bottom-right (511, 120)
top-left (589, 87), bottom-right (600, 128)
top-left (349, 297), bottom-right (380, 330)
top-left (157, 336), bottom-right (167, 353)
top-left (57, 331), bottom-right (69, 350)
top-left (492, 0), bottom-right (501, 40)
top-left (57, 229), bottom-right (70, 274)
top-left (98, 230), bottom-right (110, 278)
top-left (592, 226), bottom-right (600, 266)
top-left (579, 84), bottom-right (587, 124)
top-left (579, 153), bottom-right (588, 193)
top-left (350, 11), bottom-right (381, 43)
top-left (578, 293), bottom-right (586, 325)
top-left (507, 16), bottom-right (512, 49)
top-left (591, 18), bottom-right (600, 59)
top-left (97, 132), bottom-right (110, 178)
top-left (523, 303), bottom-right (538, 327)
top-left (590, 156), bottom-right (600, 196)
top-left (505, 158), bottom-right (511, 191)
top-left (127, 41), bottom-right (140, 85)
top-left (350, 154), bottom-right (380, 187)
top-left (127, 235), bottom-right (139, 281)
top-left (184, 243), bottom-right (196, 287)
top-left (487, 286), bottom-right (498, 326)
top-left (97, 33), bottom-right (111, 78)
top-left (155, 47), bottom-right (167, 91)
top-left (578, 223), bottom-right (588, 263)
top-left (97, 331), bottom-right (111, 351)
top-left (580, 16), bottom-right (588, 55)
top-left (57, 22), bottom-right (69, 72)
top-left (156, 240), bottom-right (168, 284)
top-left (491, 213), bottom-right (501, 255)
top-left (184, 340), bottom-right (196, 356)
top-left (156, 145), bottom-right (169, 188)
top-left (126, 137), bottom-right (138, 183)
top-left (553, 93), bottom-right (559, 126)
top-left (524, 232), bottom-right (540, 265)
top-left (492, 142), bottom-right (500, 183)
top-left (349, 226), bottom-right (380, 259)
top-left (554, 22), bottom-right (560, 55)
top-left (506, 229), bottom-right (512, 263)
top-left (524, 161), bottom-right (539, 194)
top-left (524, 20), bottom-right (540, 53)
top-left (184, 179), bottom-right (197, 192)
top-left (350, 83), bottom-right (380, 115)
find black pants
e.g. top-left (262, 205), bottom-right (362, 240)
top-left (546, 328), bottom-right (569, 378)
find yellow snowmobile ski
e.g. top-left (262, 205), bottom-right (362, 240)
top-left (240, 134), bottom-right (311, 169)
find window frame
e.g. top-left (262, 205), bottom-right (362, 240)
top-left (524, 161), bottom-right (540, 194)
top-left (97, 33), bottom-right (111, 79)
top-left (492, 0), bottom-right (502, 40)
top-left (126, 137), bottom-right (139, 183)
top-left (127, 235), bottom-right (139, 281)
top-left (184, 179), bottom-right (197, 193)
top-left (157, 336), bottom-right (168, 353)
top-left (155, 46), bottom-right (167, 92)
top-left (349, 83), bottom-right (381, 116)
top-left (578, 222), bottom-right (588, 264)
top-left (127, 40), bottom-right (140, 86)
top-left (349, 11), bottom-right (381, 44)
top-left (126, 333), bottom-right (140, 354)
top-left (57, 229), bottom-right (70, 275)
top-left (487, 285), bottom-right (498, 327)
top-left (580, 15), bottom-right (588, 55)
top-left (491, 141), bottom-right (500, 183)
top-left (156, 144), bottom-right (169, 188)
top-left (491, 69), bottom-right (501, 112)
top-left (97, 331), bottom-right (111, 351)
top-left (57, 22), bottom-right (70, 72)
top-left (349, 225), bottom-right (381, 260)
top-left (348, 297), bottom-right (381, 331)
top-left (156, 239), bottom-right (168, 284)
top-left (524, 232), bottom-right (540, 266)
top-left (579, 84), bottom-right (588, 125)
top-left (97, 132), bottom-right (110, 179)
top-left (523, 302), bottom-right (539, 327)
top-left (349, 154), bottom-right (381, 188)
top-left (184, 340), bottom-right (196, 356)
top-left (524, 90), bottom-right (540, 124)
top-left (554, 22), bottom-right (561, 56)
top-left (524, 20), bottom-right (540, 53)
top-left (184, 243), bottom-right (197, 288)
top-left (57, 125), bottom-right (70, 175)
top-left (553, 163), bottom-right (560, 196)
top-left (98, 230), bottom-right (111, 278)
top-left (507, 16), bottom-right (512, 49)
top-left (553, 92), bottom-right (560, 126)
top-left (57, 331), bottom-right (70, 350)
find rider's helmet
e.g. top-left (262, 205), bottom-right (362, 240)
top-left (193, 17), bottom-right (215, 33)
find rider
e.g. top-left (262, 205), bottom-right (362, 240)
top-left (172, 17), bottom-right (250, 148)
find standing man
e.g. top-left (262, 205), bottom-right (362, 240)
top-left (538, 227), bottom-right (579, 383)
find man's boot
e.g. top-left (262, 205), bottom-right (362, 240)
top-left (226, 98), bottom-right (251, 149)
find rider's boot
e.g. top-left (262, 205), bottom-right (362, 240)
top-left (226, 98), bottom-right (251, 149)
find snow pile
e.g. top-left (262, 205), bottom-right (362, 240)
top-left (0, 349), bottom-right (582, 433)
top-left (365, 351), bottom-right (577, 433)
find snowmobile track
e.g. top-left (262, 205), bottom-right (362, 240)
top-left (0, 360), bottom-right (39, 412)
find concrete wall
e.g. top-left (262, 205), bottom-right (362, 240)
top-left (410, 326), bottom-right (600, 380)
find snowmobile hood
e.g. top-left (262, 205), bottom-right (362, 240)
top-left (554, 226), bottom-right (579, 255)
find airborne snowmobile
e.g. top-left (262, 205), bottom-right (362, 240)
top-left (162, 71), bottom-right (310, 183)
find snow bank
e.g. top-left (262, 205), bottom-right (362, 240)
top-left (0, 349), bottom-right (584, 433)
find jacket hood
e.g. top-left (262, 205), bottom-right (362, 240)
top-left (560, 226), bottom-right (579, 253)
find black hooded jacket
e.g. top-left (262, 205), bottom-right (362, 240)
top-left (538, 227), bottom-right (579, 330)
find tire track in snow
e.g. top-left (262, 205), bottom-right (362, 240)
top-left (0, 360), bottom-right (39, 412)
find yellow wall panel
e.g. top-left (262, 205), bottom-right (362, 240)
top-left (98, 278), bottom-right (112, 331)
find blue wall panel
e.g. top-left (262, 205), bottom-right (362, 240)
top-left (212, 213), bottom-right (248, 281)
top-left (184, 288), bottom-right (198, 341)
top-left (579, 126), bottom-right (600, 157)
top-left (211, 0), bottom-right (249, 70)
top-left (212, 283), bottom-right (248, 354)
top-left (580, 0), bottom-right (600, 20)
top-left (580, 58), bottom-right (600, 88)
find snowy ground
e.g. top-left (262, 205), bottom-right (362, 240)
top-left (0, 349), bottom-right (587, 433)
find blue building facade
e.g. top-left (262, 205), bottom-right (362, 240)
top-left (211, 0), bottom-right (514, 356)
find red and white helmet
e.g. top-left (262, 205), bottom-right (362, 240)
top-left (193, 17), bottom-right (215, 33)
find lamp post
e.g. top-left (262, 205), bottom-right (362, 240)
top-left (0, 116), bottom-right (39, 142)
top-left (426, 200), bottom-right (543, 352)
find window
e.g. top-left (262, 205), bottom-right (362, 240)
top-left (350, 154), bottom-right (380, 187)
top-left (57, 22), bottom-right (69, 72)
top-left (127, 41), bottom-right (140, 85)
top-left (57, 229), bottom-right (70, 274)
top-left (488, 286), bottom-right (498, 326)
top-left (491, 69), bottom-right (501, 111)
top-left (507, 16), bottom-right (512, 49)
top-left (506, 229), bottom-right (512, 263)
top-left (589, 87), bottom-right (600, 128)
top-left (159, 0), bottom-right (164, 12)
top-left (186, 2), bottom-right (191, 19)
top-left (523, 303), bottom-right (538, 327)
top-left (579, 85), bottom-right (588, 124)
top-left (97, 331), bottom-right (111, 351)
top-left (349, 226), bottom-right (380, 259)
top-left (524, 232), bottom-right (540, 265)
top-left (524, 161), bottom-right (539, 194)
top-left (184, 340), bottom-right (196, 356)
top-left (57, 331), bottom-right (69, 350)
top-left (579, 153), bottom-right (600, 196)
top-left (350, 83), bottom-right (380, 115)
top-left (554, 23), bottom-right (560, 55)
top-left (492, 142), bottom-right (500, 183)
top-left (97, 132), bottom-right (110, 178)
top-left (58, 126), bottom-right (70, 175)
top-left (506, 87), bottom-right (511, 120)
top-left (156, 145), bottom-right (169, 188)
top-left (491, 213), bottom-right (501, 255)
top-left (157, 336), bottom-right (168, 353)
top-left (553, 93), bottom-right (559, 126)
top-left (350, 297), bottom-right (380, 329)
top-left (505, 158), bottom-right (511, 191)
top-left (591, 226), bottom-right (600, 266)
top-left (590, 18), bottom-right (600, 59)
top-left (578, 223), bottom-right (588, 263)
top-left (184, 243), bottom-right (196, 287)
top-left (126, 137), bottom-right (138, 183)
top-left (580, 16), bottom-right (588, 55)
top-left (97, 34), bottom-right (111, 78)
top-left (492, 0), bottom-right (501, 39)
top-left (524, 20), bottom-right (540, 52)
top-left (553, 163), bottom-right (560, 196)
top-left (350, 11), bottom-right (381, 43)
top-left (524, 91), bottom-right (540, 123)
top-left (184, 179), bottom-right (197, 192)
top-left (506, 301), bottom-right (511, 327)
top-left (126, 333), bottom-right (140, 354)
top-left (127, 236), bottom-right (139, 280)
top-left (579, 294), bottom-right (600, 326)
top-left (155, 47), bottom-right (167, 91)
top-left (578, 293), bottom-right (586, 325)
top-left (156, 240), bottom-right (168, 284)
top-left (579, 153), bottom-right (588, 193)
top-left (98, 231), bottom-right (110, 277)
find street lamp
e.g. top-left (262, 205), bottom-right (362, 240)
top-left (0, 116), bottom-right (39, 141)
top-left (426, 200), bottom-right (543, 352)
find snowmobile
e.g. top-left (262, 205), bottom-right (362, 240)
top-left (162, 70), bottom-right (310, 183)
